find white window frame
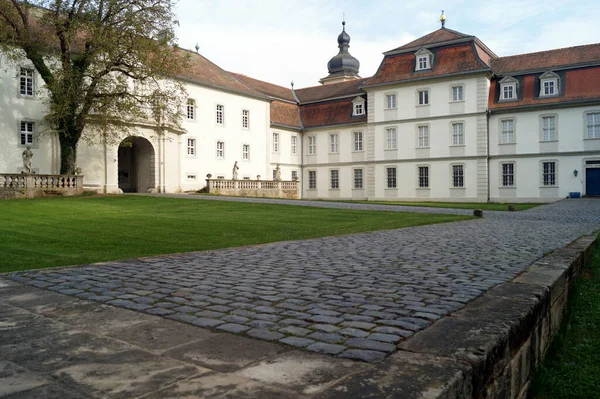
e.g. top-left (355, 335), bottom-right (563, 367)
top-left (19, 121), bottom-right (35, 147)
top-left (291, 170), bottom-right (298, 181)
top-left (242, 109), bottom-right (250, 129)
top-left (500, 118), bottom-right (516, 144)
top-left (308, 170), bottom-right (317, 189)
top-left (539, 71), bottom-right (560, 97)
top-left (272, 132), bottom-right (280, 153)
top-left (186, 98), bottom-right (196, 120)
top-left (291, 135), bottom-right (297, 154)
top-left (417, 89), bottom-right (429, 106)
top-left (385, 127), bottom-right (397, 150)
top-left (308, 136), bottom-right (316, 155)
top-left (451, 85), bottom-right (464, 102)
top-left (19, 67), bottom-right (34, 97)
top-left (216, 104), bottom-right (224, 125)
top-left (417, 165), bottom-right (430, 188)
top-left (541, 160), bottom-right (558, 187)
top-left (585, 111), bottom-right (600, 139)
top-left (417, 125), bottom-right (430, 148)
top-left (353, 168), bottom-right (363, 189)
top-left (451, 164), bottom-right (465, 188)
top-left (329, 133), bottom-right (339, 153)
top-left (353, 131), bottom-right (363, 152)
top-left (540, 114), bottom-right (558, 141)
top-left (385, 93), bottom-right (397, 109)
top-left (216, 141), bottom-right (225, 159)
top-left (330, 169), bottom-right (340, 189)
top-left (500, 162), bottom-right (516, 187)
top-left (451, 122), bottom-right (464, 146)
top-left (242, 144), bottom-right (250, 161)
top-left (352, 96), bottom-right (366, 116)
top-left (386, 167), bottom-right (397, 189)
top-left (499, 76), bottom-right (518, 101)
top-left (186, 137), bottom-right (196, 157)
top-left (415, 48), bottom-right (433, 71)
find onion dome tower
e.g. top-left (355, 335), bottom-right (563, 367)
top-left (320, 21), bottom-right (361, 85)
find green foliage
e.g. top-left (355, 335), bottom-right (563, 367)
top-left (0, 0), bottom-right (187, 173)
top-left (531, 239), bottom-right (600, 398)
top-left (0, 196), bottom-right (471, 273)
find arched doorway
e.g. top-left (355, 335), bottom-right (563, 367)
top-left (118, 137), bottom-right (156, 193)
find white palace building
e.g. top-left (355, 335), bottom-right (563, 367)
top-left (2, 18), bottom-right (600, 202)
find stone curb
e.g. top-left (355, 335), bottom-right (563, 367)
top-left (315, 234), bottom-right (598, 398)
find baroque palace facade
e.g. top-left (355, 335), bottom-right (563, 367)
top-left (1, 20), bottom-right (600, 202)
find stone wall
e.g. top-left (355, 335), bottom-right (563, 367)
top-left (206, 179), bottom-right (299, 199)
top-left (0, 174), bottom-right (84, 199)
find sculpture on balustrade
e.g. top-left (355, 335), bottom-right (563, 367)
top-left (232, 161), bottom-right (239, 180)
top-left (274, 164), bottom-right (282, 181)
top-left (22, 146), bottom-right (34, 174)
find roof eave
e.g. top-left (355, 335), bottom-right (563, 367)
top-left (384, 36), bottom-right (475, 56)
top-left (176, 76), bottom-right (269, 102)
top-left (361, 68), bottom-right (492, 90)
top-left (493, 60), bottom-right (600, 77)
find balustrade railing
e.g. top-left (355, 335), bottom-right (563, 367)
top-left (0, 173), bottom-right (84, 199)
top-left (206, 179), bottom-right (298, 199)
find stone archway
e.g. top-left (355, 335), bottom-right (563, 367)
top-left (117, 137), bottom-right (156, 193)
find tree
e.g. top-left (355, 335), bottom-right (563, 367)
top-left (0, 0), bottom-right (187, 174)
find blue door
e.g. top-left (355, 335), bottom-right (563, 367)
top-left (586, 168), bottom-right (600, 196)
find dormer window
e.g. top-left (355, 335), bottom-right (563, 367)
top-left (352, 96), bottom-right (366, 116)
top-left (539, 71), bottom-right (560, 97)
top-left (499, 76), bottom-right (518, 101)
top-left (415, 48), bottom-right (433, 71)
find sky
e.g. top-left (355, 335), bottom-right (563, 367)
top-left (174, 0), bottom-right (600, 89)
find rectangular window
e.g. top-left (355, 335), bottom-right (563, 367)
top-left (541, 116), bottom-right (556, 141)
top-left (542, 80), bottom-right (556, 96)
top-left (308, 136), bottom-right (316, 154)
top-left (216, 141), bottom-right (224, 159)
top-left (20, 68), bottom-right (34, 96)
top-left (587, 112), bottom-right (600, 139)
top-left (291, 135), bottom-right (297, 154)
top-left (20, 121), bottom-right (34, 145)
top-left (353, 131), bottom-right (363, 151)
top-left (418, 125), bottom-right (430, 147)
top-left (187, 138), bottom-right (196, 156)
top-left (386, 167), bottom-right (397, 188)
top-left (417, 55), bottom-right (429, 70)
top-left (272, 132), bottom-right (279, 152)
top-left (354, 103), bottom-right (364, 115)
top-left (451, 85), bottom-right (464, 101)
top-left (542, 161), bottom-right (557, 186)
top-left (291, 170), bottom-right (298, 181)
top-left (308, 171), bottom-right (317, 189)
top-left (329, 133), bottom-right (339, 153)
top-left (353, 169), bottom-right (363, 189)
top-left (452, 165), bottom-right (464, 188)
top-left (418, 166), bottom-right (429, 188)
top-left (386, 94), bottom-right (397, 109)
top-left (501, 84), bottom-right (515, 100)
top-left (187, 174), bottom-right (197, 180)
top-left (501, 119), bottom-right (515, 143)
top-left (451, 122), bottom-right (464, 145)
top-left (418, 90), bottom-right (429, 105)
top-left (385, 127), bottom-right (397, 150)
top-left (501, 163), bottom-right (515, 187)
top-left (216, 104), bottom-right (224, 125)
top-left (330, 169), bottom-right (339, 189)
top-left (242, 144), bottom-right (250, 160)
top-left (186, 99), bottom-right (195, 120)
top-left (242, 109), bottom-right (250, 129)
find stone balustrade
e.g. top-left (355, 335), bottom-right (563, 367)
top-left (206, 179), bottom-right (299, 199)
top-left (0, 173), bottom-right (84, 199)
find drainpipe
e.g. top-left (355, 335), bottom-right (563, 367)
top-left (486, 108), bottom-right (491, 202)
top-left (291, 81), bottom-right (305, 198)
top-left (103, 136), bottom-right (108, 194)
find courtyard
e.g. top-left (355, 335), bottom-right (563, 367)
top-left (1, 196), bottom-right (600, 397)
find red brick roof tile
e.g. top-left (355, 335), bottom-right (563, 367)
top-left (387, 28), bottom-right (472, 53)
top-left (230, 73), bottom-right (296, 102)
top-left (271, 101), bottom-right (301, 128)
top-left (301, 99), bottom-right (366, 129)
top-left (295, 78), bottom-right (369, 103)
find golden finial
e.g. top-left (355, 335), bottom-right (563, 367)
top-left (440, 10), bottom-right (446, 28)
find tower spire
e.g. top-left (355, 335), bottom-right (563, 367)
top-left (440, 10), bottom-right (446, 28)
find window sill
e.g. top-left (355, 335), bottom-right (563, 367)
top-left (540, 186), bottom-right (558, 188)
top-left (352, 150), bottom-right (364, 153)
top-left (499, 186), bottom-right (516, 189)
top-left (449, 144), bottom-right (465, 147)
top-left (329, 188), bottom-right (340, 191)
top-left (450, 187), bottom-right (466, 190)
top-left (384, 108), bottom-right (398, 111)
top-left (328, 152), bottom-right (340, 155)
top-left (499, 142), bottom-right (517, 145)
top-left (538, 94), bottom-right (560, 99)
top-left (449, 100), bottom-right (465, 103)
top-left (416, 104), bottom-right (430, 107)
top-left (416, 187), bottom-right (431, 190)
top-left (353, 113), bottom-right (366, 117)
top-left (306, 154), bottom-right (317, 156)
top-left (498, 98), bottom-right (518, 102)
top-left (306, 188), bottom-right (317, 191)
top-left (384, 148), bottom-right (398, 151)
top-left (584, 137), bottom-right (600, 140)
top-left (17, 94), bottom-right (37, 100)
top-left (539, 140), bottom-right (558, 143)
top-left (416, 146), bottom-right (431, 149)
top-left (352, 188), bottom-right (364, 191)
top-left (385, 187), bottom-right (398, 190)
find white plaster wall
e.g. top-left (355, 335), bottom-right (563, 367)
top-left (303, 124), bottom-right (368, 166)
top-left (303, 164), bottom-right (368, 200)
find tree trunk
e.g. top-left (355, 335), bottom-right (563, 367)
top-left (58, 133), bottom-right (78, 175)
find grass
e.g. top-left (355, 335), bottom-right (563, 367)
top-left (530, 238), bottom-right (600, 399)
top-left (0, 195), bottom-right (471, 273)
top-left (348, 201), bottom-right (541, 211)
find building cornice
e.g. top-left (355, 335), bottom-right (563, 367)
top-left (360, 69), bottom-right (491, 90)
top-left (489, 99), bottom-right (600, 114)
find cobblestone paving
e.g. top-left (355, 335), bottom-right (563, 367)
top-left (8, 199), bottom-right (600, 363)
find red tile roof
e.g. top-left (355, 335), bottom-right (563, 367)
top-left (386, 28), bottom-right (472, 53)
top-left (367, 43), bottom-right (490, 86)
top-left (301, 99), bottom-right (366, 129)
top-left (271, 101), bottom-right (301, 128)
top-left (492, 43), bottom-right (600, 74)
top-left (295, 78), bottom-right (369, 103)
top-left (229, 72), bottom-right (296, 102)
top-left (489, 67), bottom-right (600, 110)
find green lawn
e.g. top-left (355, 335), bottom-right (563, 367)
top-left (0, 195), bottom-right (470, 273)
top-left (531, 238), bottom-right (600, 398)
top-left (349, 201), bottom-right (541, 211)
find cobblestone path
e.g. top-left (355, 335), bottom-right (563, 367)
top-left (8, 199), bottom-right (600, 363)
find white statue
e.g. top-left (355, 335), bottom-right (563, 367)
top-left (232, 161), bottom-right (239, 180)
top-left (22, 146), bottom-right (33, 174)
top-left (274, 164), bottom-right (282, 181)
